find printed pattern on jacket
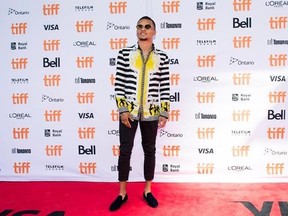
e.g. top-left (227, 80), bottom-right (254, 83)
top-left (115, 44), bottom-right (170, 121)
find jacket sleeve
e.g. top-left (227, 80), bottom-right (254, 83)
top-left (159, 53), bottom-right (170, 119)
top-left (114, 49), bottom-right (129, 114)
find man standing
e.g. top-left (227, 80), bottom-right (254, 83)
top-left (109, 16), bottom-right (170, 211)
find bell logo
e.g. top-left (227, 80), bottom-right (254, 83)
top-left (233, 0), bottom-right (252, 11)
top-left (266, 163), bottom-right (284, 175)
top-left (79, 162), bottom-right (96, 174)
top-left (77, 92), bottom-right (95, 104)
top-left (162, 38), bottom-right (180, 49)
top-left (44, 110), bottom-right (62, 122)
top-left (267, 127), bottom-right (285, 139)
top-left (233, 73), bottom-right (251, 85)
top-left (12, 93), bottom-right (28, 104)
top-left (76, 20), bottom-right (93, 32)
top-left (197, 18), bottom-right (216, 31)
top-left (197, 55), bottom-right (216, 67)
top-left (268, 109), bottom-right (286, 120)
top-left (111, 110), bottom-right (119, 121)
top-left (232, 110), bottom-right (251, 121)
top-left (76, 56), bottom-right (94, 68)
top-left (43, 57), bottom-right (60, 68)
top-left (43, 40), bottom-right (60, 51)
top-left (233, 36), bottom-right (252, 48)
top-left (197, 163), bottom-right (215, 174)
top-left (232, 146), bottom-right (250, 157)
top-left (162, 0), bottom-right (180, 13)
top-left (78, 127), bottom-right (96, 139)
top-left (269, 54), bottom-right (287, 67)
top-left (112, 145), bottom-right (120, 156)
top-left (11, 23), bottom-right (27, 34)
top-left (11, 58), bottom-right (28, 69)
top-left (43, 4), bottom-right (60, 15)
top-left (233, 17), bottom-right (252, 28)
top-left (109, 38), bottom-right (128, 50)
top-left (13, 162), bottom-right (31, 174)
top-left (45, 145), bottom-right (63, 156)
top-left (197, 92), bottom-right (215, 103)
top-left (43, 74), bottom-right (61, 87)
top-left (197, 128), bottom-right (215, 139)
top-left (168, 110), bottom-right (180, 121)
top-left (163, 145), bottom-right (180, 156)
top-left (170, 74), bottom-right (180, 86)
top-left (268, 91), bottom-right (287, 103)
top-left (269, 16), bottom-right (287, 29)
top-left (13, 128), bottom-right (29, 139)
top-left (109, 1), bottom-right (127, 14)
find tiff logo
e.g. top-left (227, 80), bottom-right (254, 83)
top-left (197, 55), bottom-right (216, 67)
top-left (163, 145), bottom-right (180, 156)
top-left (233, 36), bottom-right (252, 48)
top-left (197, 18), bottom-right (216, 30)
top-left (110, 38), bottom-right (128, 49)
top-left (13, 128), bottom-right (29, 139)
top-left (233, 0), bottom-right (252, 11)
top-left (232, 146), bottom-right (250, 157)
top-left (197, 163), bottom-right (215, 174)
top-left (162, 38), bottom-right (180, 49)
top-left (197, 128), bottom-right (215, 139)
top-left (109, 1), bottom-right (127, 14)
top-left (76, 56), bottom-right (94, 68)
top-left (77, 92), bottom-right (95, 103)
top-left (233, 73), bottom-right (251, 85)
top-left (269, 54), bottom-right (287, 67)
top-left (269, 16), bottom-right (287, 29)
top-left (13, 162), bottom-right (31, 174)
top-left (45, 145), bottom-right (63, 156)
top-left (111, 110), bottom-right (119, 121)
top-left (171, 74), bottom-right (180, 86)
top-left (12, 93), bottom-right (28, 104)
top-left (110, 74), bottom-right (116, 85)
top-left (43, 75), bottom-right (61, 87)
top-left (268, 91), bottom-right (286, 103)
top-left (168, 110), bottom-right (180, 121)
top-left (232, 110), bottom-right (251, 121)
top-left (76, 20), bottom-right (93, 32)
top-left (11, 23), bottom-right (27, 34)
top-left (43, 4), bottom-right (60, 15)
top-left (44, 110), bottom-right (62, 122)
top-left (266, 163), bottom-right (284, 175)
top-left (267, 127), bottom-right (285, 139)
top-left (79, 162), bottom-right (96, 174)
top-left (43, 40), bottom-right (60, 51)
top-left (197, 92), bottom-right (215, 103)
top-left (11, 58), bottom-right (28, 69)
top-left (112, 145), bottom-right (120, 156)
top-left (78, 127), bottom-right (96, 139)
top-left (162, 0), bottom-right (180, 13)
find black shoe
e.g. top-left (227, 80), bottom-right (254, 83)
top-left (109, 194), bottom-right (128, 211)
top-left (143, 192), bottom-right (158, 208)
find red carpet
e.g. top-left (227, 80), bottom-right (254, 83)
top-left (0, 182), bottom-right (287, 216)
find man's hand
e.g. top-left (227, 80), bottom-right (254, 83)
top-left (158, 116), bottom-right (167, 128)
top-left (120, 112), bottom-right (133, 128)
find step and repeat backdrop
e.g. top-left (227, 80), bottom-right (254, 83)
top-left (0, 0), bottom-right (287, 182)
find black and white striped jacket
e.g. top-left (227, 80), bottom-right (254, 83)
top-left (115, 44), bottom-right (170, 121)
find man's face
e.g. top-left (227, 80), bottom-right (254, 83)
top-left (136, 19), bottom-right (156, 41)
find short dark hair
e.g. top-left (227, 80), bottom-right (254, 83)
top-left (138, 16), bottom-right (156, 30)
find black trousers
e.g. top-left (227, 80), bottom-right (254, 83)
top-left (118, 119), bottom-right (158, 181)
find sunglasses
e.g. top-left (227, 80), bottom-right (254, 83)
top-left (136, 24), bottom-right (152, 30)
